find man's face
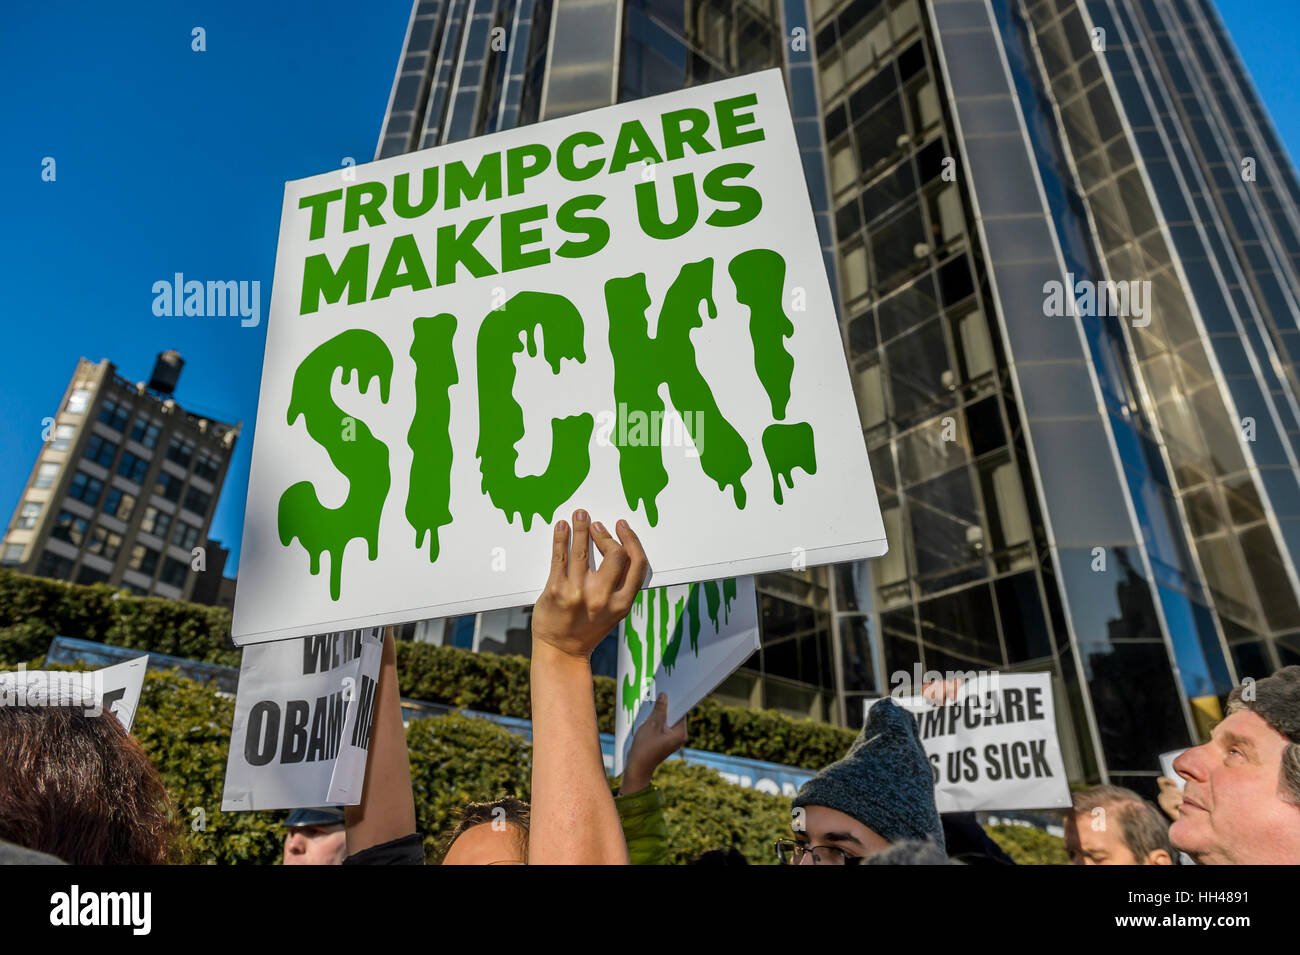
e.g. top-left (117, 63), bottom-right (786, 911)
top-left (282, 824), bottom-right (347, 865)
top-left (791, 805), bottom-right (891, 864)
top-left (1064, 809), bottom-right (1142, 865)
top-left (1170, 709), bottom-right (1300, 864)
top-left (441, 822), bottom-right (527, 865)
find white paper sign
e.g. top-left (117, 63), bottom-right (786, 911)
top-left (222, 629), bottom-right (383, 811)
top-left (97, 656), bottom-right (149, 731)
top-left (0, 656), bottom-right (148, 732)
top-left (233, 68), bottom-right (884, 645)
top-left (614, 576), bottom-right (759, 776)
top-left (880, 672), bottom-right (1072, 813)
top-left (1159, 748), bottom-right (1187, 789)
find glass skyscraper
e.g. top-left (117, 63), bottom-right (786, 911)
top-left (374, 0), bottom-right (1300, 798)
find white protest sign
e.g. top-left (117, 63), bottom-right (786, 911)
top-left (222, 629), bottom-right (383, 810)
top-left (233, 68), bottom-right (884, 645)
top-left (97, 656), bottom-right (149, 731)
top-left (1159, 748), bottom-right (1187, 789)
top-left (614, 576), bottom-right (759, 776)
top-left (0, 656), bottom-right (148, 731)
top-left (880, 672), bottom-right (1072, 813)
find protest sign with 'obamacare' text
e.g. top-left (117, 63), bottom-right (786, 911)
top-left (877, 672), bottom-right (1072, 813)
top-left (614, 576), bottom-right (760, 776)
top-left (222, 629), bottom-right (383, 811)
top-left (233, 68), bottom-right (885, 645)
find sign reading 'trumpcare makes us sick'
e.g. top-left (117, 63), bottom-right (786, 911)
top-left (883, 673), bottom-right (1073, 813)
top-left (234, 69), bottom-right (885, 646)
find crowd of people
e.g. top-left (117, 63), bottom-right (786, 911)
top-left (2, 508), bottom-right (1299, 865)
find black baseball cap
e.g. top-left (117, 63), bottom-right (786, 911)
top-left (284, 807), bottom-right (346, 828)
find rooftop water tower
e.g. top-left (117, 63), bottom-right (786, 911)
top-left (147, 350), bottom-right (184, 396)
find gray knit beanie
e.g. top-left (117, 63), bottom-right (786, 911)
top-left (792, 697), bottom-right (945, 852)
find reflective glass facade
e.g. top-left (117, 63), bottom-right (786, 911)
top-left (375, 0), bottom-right (1300, 794)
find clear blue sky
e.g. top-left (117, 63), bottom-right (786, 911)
top-left (0, 0), bottom-right (1295, 576)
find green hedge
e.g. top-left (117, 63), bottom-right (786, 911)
top-left (404, 714), bottom-right (790, 865)
top-left (656, 759), bottom-right (789, 864)
top-left (395, 642), bottom-right (856, 768)
top-left (14, 661), bottom-right (1063, 865)
top-left (0, 569), bottom-right (857, 770)
top-left (984, 823), bottom-right (1069, 865)
top-left (133, 671), bottom-right (281, 864)
top-left (0, 571), bottom-right (238, 666)
top-left (33, 667), bottom-right (785, 864)
top-left (407, 711), bottom-right (532, 862)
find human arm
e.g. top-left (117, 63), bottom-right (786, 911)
top-left (529, 510), bottom-right (648, 865)
top-left (613, 692), bottom-right (686, 865)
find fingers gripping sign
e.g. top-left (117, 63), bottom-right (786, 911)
top-left (592, 517), bottom-right (644, 610)
top-left (533, 509), bottom-right (650, 659)
top-left (621, 692), bottom-right (688, 795)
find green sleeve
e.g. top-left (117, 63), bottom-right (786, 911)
top-left (614, 782), bottom-right (670, 865)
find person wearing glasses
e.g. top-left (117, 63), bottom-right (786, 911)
top-left (776, 697), bottom-right (946, 865)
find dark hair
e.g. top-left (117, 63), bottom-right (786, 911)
top-left (1072, 785), bottom-right (1172, 863)
top-left (0, 705), bottom-right (182, 864)
top-left (439, 796), bottom-right (530, 861)
top-left (1227, 665), bottom-right (1300, 804)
